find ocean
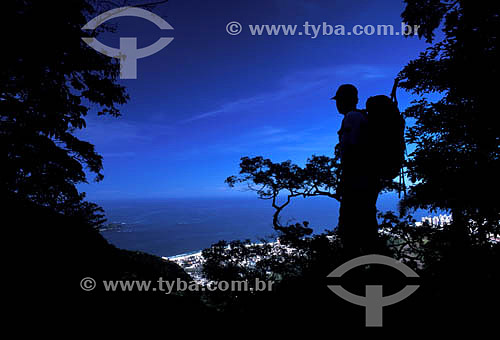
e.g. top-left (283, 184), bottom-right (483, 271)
top-left (97, 194), bottom-right (418, 257)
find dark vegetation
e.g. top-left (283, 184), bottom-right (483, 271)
top-left (3, 0), bottom-right (205, 318)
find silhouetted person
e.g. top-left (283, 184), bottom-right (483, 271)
top-left (333, 84), bottom-right (380, 256)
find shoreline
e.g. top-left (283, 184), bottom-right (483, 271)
top-left (162, 250), bottom-right (203, 262)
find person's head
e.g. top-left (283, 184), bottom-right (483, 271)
top-left (331, 84), bottom-right (358, 114)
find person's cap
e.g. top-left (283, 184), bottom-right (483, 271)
top-left (331, 84), bottom-right (358, 100)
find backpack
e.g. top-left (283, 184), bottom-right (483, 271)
top-left (365, 94), bottom-right (406, 181)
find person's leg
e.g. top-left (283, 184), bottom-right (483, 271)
top-left (349, 186), bottom-right (380, 254)
top-left (337, 176), bottom-right (380, 257)
top-left (361, 185), bottom-right (382, 254)
top-left (338, 189), bottom-right (363, 257)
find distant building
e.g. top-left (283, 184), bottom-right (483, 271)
top-left (415, 214), bottom-right (453, 227)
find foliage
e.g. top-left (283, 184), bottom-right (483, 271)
top-left (226, 147), bottom-right (405, 237)
top-left (225, 151), bottom-right (341, 236)
top-left (0, 1), bottom-right (130, 226)
top-left (201, 233), bottom-right (350, 313)
top-left (398, 0), bottom-right (500, 238)
top-left (1, 1), bottom-right (168, 227)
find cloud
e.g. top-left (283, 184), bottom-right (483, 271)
top-left (252, 126), bottom-right (286, 136)
top-left (183, 125), bottom-right (336, 158)
top-left (75, 114), bottom-right (173, 147)
top-left (333, 64), bottom-right (390, 79)
top-left (179, 78), bottom-right (325, 123)
top-left (101, 151), bottom-right (137, 158)
top-left (181, 64), bottom-right (391, 123)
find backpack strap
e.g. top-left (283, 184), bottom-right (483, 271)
top-left (390, 78), bottom-right (399, 105)
top-left (390, 77), bottom-right (408, 199)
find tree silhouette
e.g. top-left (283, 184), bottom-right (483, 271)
top-left (226, 152), bottom-right (341, 236)
top-left (1, 1), bottom-right (129, 226)
top-left (398, 0), bottom-right (500, 244)
top-left (1, 1), bottom-right (168, 226)
top-left (2, 2), bottom-right (215, 315)
top-left (226, 147), bottom-right (404, 237)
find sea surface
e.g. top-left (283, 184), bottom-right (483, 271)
top-left (97, 194), bottom-right (418, 257)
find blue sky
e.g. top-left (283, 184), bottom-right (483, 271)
top-left (77, 0), bottom-right (431, 200)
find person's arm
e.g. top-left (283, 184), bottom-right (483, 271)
top-left (342, 112), bottom-right (364, 156)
